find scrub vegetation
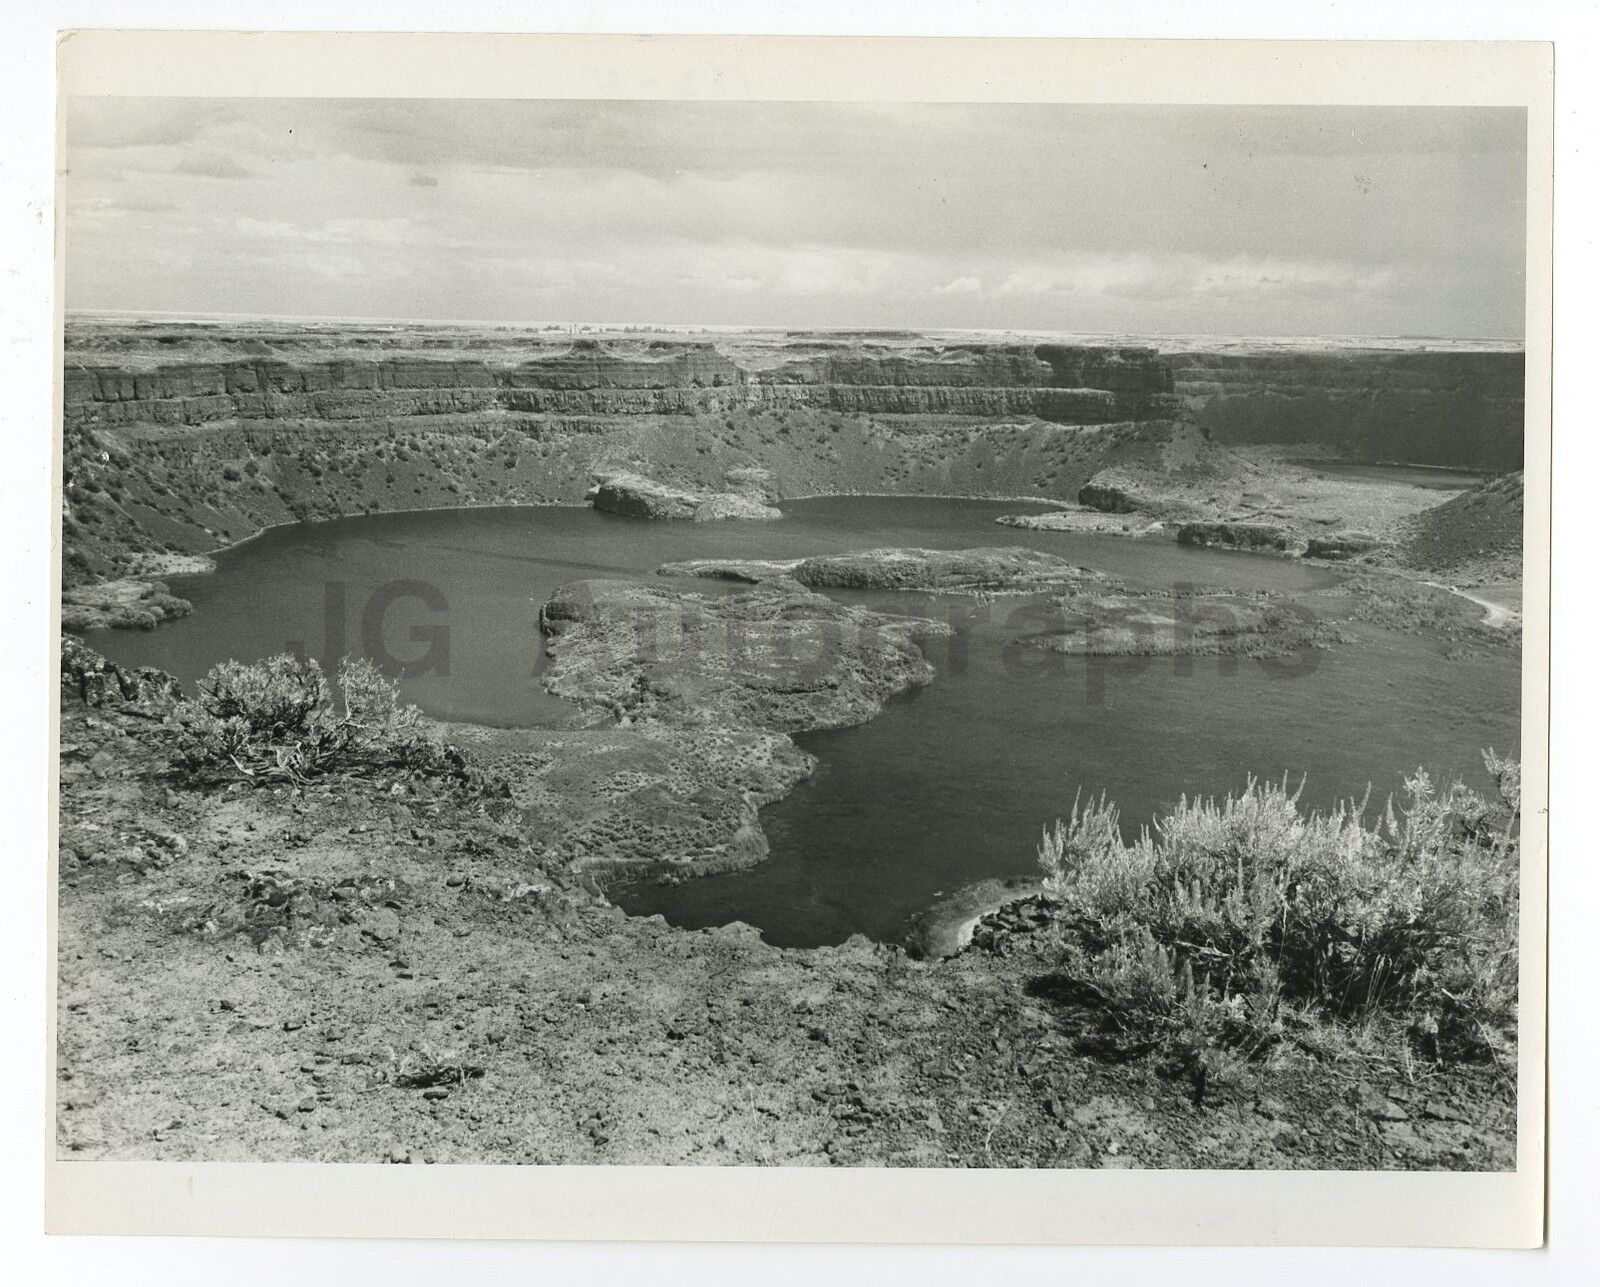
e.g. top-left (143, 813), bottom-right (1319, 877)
top-left (1035, 754), bottom-right (1520, 1096)
top-left (170, 653), bottom-right (474, 786)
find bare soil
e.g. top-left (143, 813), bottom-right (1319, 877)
top-left (56, 689), bottom-right (1515, 1169)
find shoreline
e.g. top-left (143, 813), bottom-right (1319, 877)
top-left (1422, 580), bottom-right (1523, 629)
top-left (57, 665), bottom-right (1518, 1167)
top-left (60, 488), bottom-right (1514, 951)
top-left (778, 488), bottom-right (1075, 508)
top-left (75, 491), bottom-right (1074, 601)
top-left (147, 496), bottom-right (599, 579)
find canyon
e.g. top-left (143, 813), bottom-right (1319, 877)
top-left (56, 319), bottom-right (1526, 1170)
top-left (60, 321), bottom-right (1523, 590)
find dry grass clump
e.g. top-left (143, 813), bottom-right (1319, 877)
top-left (1036, 753), bottom-right (1519, 1087)
top-left (170, 653), bottom-right (469, 785)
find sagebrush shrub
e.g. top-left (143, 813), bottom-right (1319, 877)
top-left (1037, 753), bottom-right (1519, 1070)
top-left (170, 653), bottom-right (466, 784)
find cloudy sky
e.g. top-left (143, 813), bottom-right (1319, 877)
top-left (63, 99), bottom-right (1526, 338)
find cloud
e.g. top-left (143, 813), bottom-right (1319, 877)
top-left (773, 250), bottom-right (891, 297)
top-left (233, 216), bottom-right (412, 246)
top-left (67, 195), bottom-right (175, 227)
top-left (173, 152), bottom-right (252, 180)
top-left (298, 253), bottom-right (365, 281)
top-left (1189, 256), bottom-right (1396, 297)
top-left (989, 253), bottom-right (1397, 304)
top-left (234, 217), bottom-right (296, 240)
top-left (311, 218), bottom-right (412, 246)
top-left (994, 256), bottom-right (1160, 298)
top-left (60, 99), bottom-right (1525, 338)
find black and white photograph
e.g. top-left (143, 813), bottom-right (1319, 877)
top-left (42, 29), bottom-right (1552, 1247)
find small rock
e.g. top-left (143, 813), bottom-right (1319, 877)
top-left (1358, 1085), bottom-right (1411, 1122)
top-left (361, 907), bottom-right (401, 944)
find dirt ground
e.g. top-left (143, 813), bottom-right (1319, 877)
top-left (55, 692), bottom-right (1516, 1170)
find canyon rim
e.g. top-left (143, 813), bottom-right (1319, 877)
top-left (45, 60), bottom-right (1550, 1249)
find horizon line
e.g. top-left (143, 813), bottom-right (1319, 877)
top-left (62, 308), bottom-right (1527, 349)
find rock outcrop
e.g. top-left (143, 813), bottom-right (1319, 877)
top-left (60, 636), bottom-right (181, 709)
top-left (904, 878), bottom-right (1047, 960)
top-left (1305, 531), bottom-right (1386, 561)
top-left (1175, 521), bottom-right (1298, 553)
top-left (658, 546), bottom-right (1105, 595)
top-left (1077, 480), bottom-right (1146, 514)
top-left (589, 472), bottom-right (782, 522)
top-left (993, 508), bottom-right (1150, 535)
top-left (539, 578), bottom-right (950, 733)
top-left (61, 578), bottom-right (192, 632)
top-left (1031, 589), bottom-right (1331, 657)
top-left (792, 547), bottom-right (1102, 594)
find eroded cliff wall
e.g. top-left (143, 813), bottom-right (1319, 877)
top-left (60, 334), bottom-right (1524, 588)
top-left (1171, 349), bottom-right (1525, 471)
top-left (65, 341), bottom-right (1177, 431)
top-left (61, 339), bottom-right (1187, 585)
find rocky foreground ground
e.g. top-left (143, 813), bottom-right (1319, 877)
top-left (56, 637), bottom-right (1516, 1169)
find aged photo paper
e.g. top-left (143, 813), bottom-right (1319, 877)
top-left (45, 30), bottom-right (1550, 1246)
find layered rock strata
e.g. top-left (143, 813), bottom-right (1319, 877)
top-left (60, 327), bottom-right (1525, 602)
top-left (1171, 349), bottom-right (1525, 471)
top-left (65, 341), bottom-right (1177, 431)
top-left (60, 337), bottom-right (1182, 590)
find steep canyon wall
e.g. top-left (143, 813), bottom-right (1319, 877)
top-left (60, 334), bottom-right (1524, 586)
top-left (1171, 349), bottom-right (1525, 471)
top-left (61, 341), bottom-right (1181, 584)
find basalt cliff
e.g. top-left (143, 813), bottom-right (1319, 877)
top-left (1170, 348), bottom-right (1525, 471)
top-left (61, 323), bottom-right (1525, 589)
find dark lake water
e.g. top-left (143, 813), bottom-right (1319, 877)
top-left (86, 497), bottom-right (1521, 948)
